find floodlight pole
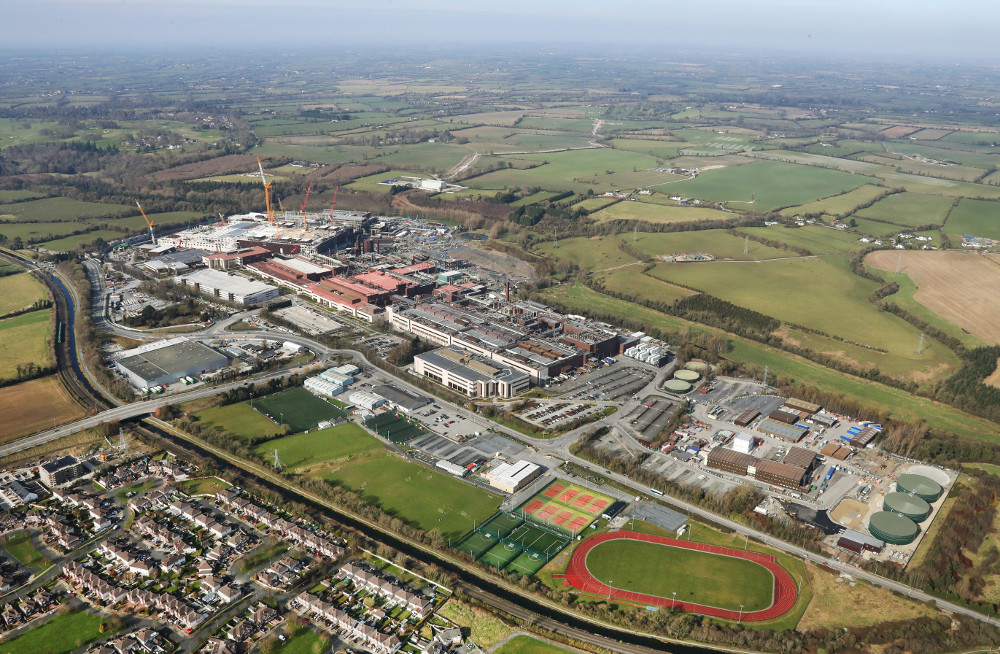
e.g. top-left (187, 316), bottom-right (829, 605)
top-left (672, 591), bottom-right (677, 609)
top-left (607, 580), bottom-right (613, 601)
top-left (739, 604), bottom-right (744, 624)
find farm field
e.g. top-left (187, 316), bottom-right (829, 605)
top-left (0, 309), bottom-right (54, 380)
top-left (346, 169), bottom-right (424, 193)
top-left (0, 375), bottom-right (84, 441)
top-left (590, 200), bottom-right (732, 224)
top-left (0, 271), bottom-right (47, 317)
top-left (853, 191), bottom-right (954, 228)
top-left (867, 250), bottom-right (1000, 345)
top-left (251, 387), bottom-right (347, 433)
top-left (255, 423), bottom-right (382, 470)
top-left (0, 221), bottom-right (91, 243)
top-left (740, 225), bottom-right (861, 255)
top-left (540, 282), bottom-right (1000, 443)
top-left (627, 230), bottom-right (796, 261)
top-left (944, 198), bottom-right (1000, 241)
top-left (0, 197), bottom-right (132, 221)
top-left (0, 190), bottom-right (46, 202)
top-left (584, 538), bottom-right (775, 611)
top-left (321, 451), bottom-right (500, 539)
top-left (535, 236), bottom-right (638, 273)
top-left (193, 402), bottom-right (285, 440)
top-left (648, 257), bottom-right (958, 381)
top-left (596, 266), bottom-right (694, 305)
top-left (466, 149), bottom-right (659, 195)
top-left (777, 184), bottom-right (887, 218)
top-left (666, 160), bottom-right (869, 211)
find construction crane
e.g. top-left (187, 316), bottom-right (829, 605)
top-left (299, 182), bottom-right (312, 229)
top-left (256, 156), bottom-right (274, 225)
top-left (134, 200), bottom-right (156, 246)
top-left (329, 186), bottom-right (339, 227)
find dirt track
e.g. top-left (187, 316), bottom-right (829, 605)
top-left (867, 250), bottom-right (1000, 345)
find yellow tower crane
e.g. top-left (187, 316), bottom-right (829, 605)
top-left (134, 200), bottom-right (155, 246)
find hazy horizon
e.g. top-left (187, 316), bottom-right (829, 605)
top-left (4, 0), bottom-right (998, 63)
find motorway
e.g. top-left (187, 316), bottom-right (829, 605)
top-left (11, 254), bottom-right (1000, 638)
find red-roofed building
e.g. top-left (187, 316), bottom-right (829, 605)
top-left (320, 277), bottom-right (393, 305)
top-left (433, 284), bottom-right (463, 302)
top-left (202, 247), bottom-right (272, 271)
top-left (390, 262), bottom-right (437, 276)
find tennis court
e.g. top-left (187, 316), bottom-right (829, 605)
top-left (515, 479), bottom-right (616, 535)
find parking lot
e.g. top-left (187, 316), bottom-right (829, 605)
top-left (272, 304), bottom-right (345, 335)
top-left (515, 401), bottom-right (606, 429)
top-left (355, 334), bottom-right (404, 359)
top-left (558, 366), bottom-right (654, 401)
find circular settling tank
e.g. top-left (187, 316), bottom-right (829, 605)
top-left (868, 511), bottom-right (919, 545)
top-left (663, 379), bottom-right (692, 394)
top-left (673, 369), bottom-right (700, 382)
top-left (883, 492), bottom-right (931, 522)
top-left (896, 474), bottom-right (943, 502)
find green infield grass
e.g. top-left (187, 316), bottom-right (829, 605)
top-left (0, 609), bottom-right (112, 654)
top-left (255, 422), bottom-right (382, 470)
top-left (0, 272), bottom-right (48, 317)
top-left (252, 387), bottom-right (348, 433)
top-left (194, 402), bottom-right (285, 440)
top-left (584, 537), bottom-right (775, 611)
top-left (321, 451), bottom-right (500, 539)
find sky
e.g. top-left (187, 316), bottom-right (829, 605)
top-left (3, 0), bottom-right (998, 61)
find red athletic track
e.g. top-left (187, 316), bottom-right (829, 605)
top-left (557, 530), bottom-right (797, 622)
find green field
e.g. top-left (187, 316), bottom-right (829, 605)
top-left (666, 160), bottom-right (869, 211)
top-left (346, 169), bottom-right (425, 193)
top-left (597, 266), bottom-right (694, 305)
top-left (38, 229), bottom-right (125, 252)
top-left (648, 256), bottom-right (958, 381)
top-left (740, 225), bottom-right (862, 255)
top-left (854, 192), bottom-right (954, 228)
top-left (0, 609), bottom-right (112, 654)
top-left (3, 531), bottom-right (49, 568)
top-left (0, 272), bottom-right (47, 316)
top-left (176, 476), bottom-right (232, 496)
top-left (585, 538), bottom-right (774, 611)
top-left (195, 402), bottom-right (285, 440)
top-left (0, 190), bottom-right (46, 202)
top-left (778, 184), bottom-right (887, 218)
top-left (0, 197), bottom-right (132, 221)
top-left (269, 628), bottom-right (329, 654)
top-left (0, 221), bottom-right (105, 243)
top-left (944, 198), bottom-right (1000, 241)
top-left (494, 636), bottom-right (572, 654)
top-left (255, 422), bottom-right (382, 470)
top-left (322, 451), bottom-right (500, 539)
top-left (539, 282), bottom-right (1000, 443)
top-left (0, 309), bottom-right (54, 380)
top-left (466, 148), bottom-right (659, 195)
top-left (252, 387), bottom-right (348, 433)
top-left (591, 199), bottom-right (733, 224)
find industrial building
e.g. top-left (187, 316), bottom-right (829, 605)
top-left (821, 442), bottom-right (851, 460)
top-left (782, 446), bottom-right (817, 476)
top-left (706, 448), bottom-right (759, 476)
top-left (731, 433), bottom-right (756, 454)
top-left (435, 460), bottom-right (469, 478)
top-left (837, 529), bottom-right (884, 554)
top-left (371, 385), bottom-right (430, 413)
top-left (413, 346), bottom-right (530, 398)
top-left (847, 426), bottom-right (880, 449)
top-left (176, 268), bottom-right (279, 306)
top-left (304, 368), bottom-right (354, 398)
top-left (484, 460), bottom-right (542, 494)
top-left (116, 338), bottom-right (229, 389)
top-left (757, 418), bottom-right (808, 442)
top-left (348, 390), bottom-right (387, 412)
top-left (783, 397), bottom-right (821, 414)
top-left (733, 410), bottom-right (759, 427)
top-left (768, 409), bottom-right (800, 425)
top-left (753, 459), bottom-right (806, 490)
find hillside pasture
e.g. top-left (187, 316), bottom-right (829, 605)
top-left (591, 200), bottom-right (733, 224)
top-left (38, 230), bottom-right (126, 252)
top-left (777, 184), bottom-right (887, 218)
top-left (628, 230), bottom-right (794, 261)
top-left (944, 198), bottom-right (1000, 241)
top-left (665, 160), bottom-right (870, 211)
top-left (740, 225), bottom-right (861, 255)
top-left (0, 197), bottom-right (132, 221)
top-left (0, 309), bottom-right (54, 380)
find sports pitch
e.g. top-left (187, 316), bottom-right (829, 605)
top-left (252, 387), bottom-right (348, 433)
top-left (516, 479), bottom-right (615, 535)
top-left (455, 511), bottom-right (570, 576)
top-left (365, 411), bottom-right (431, 443)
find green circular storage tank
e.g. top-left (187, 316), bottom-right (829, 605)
top-left (684, 361), bottom-right (709, 372)
top-left (663, 379), bottom-right (692, 394)
top-left (883, 492), bottom-right (931, 522)
top-left (868, 511), bottom-right (919, 545)
top-left (673, 369), bottom-right (700, 382)
top-left (896, 474), bottom-right (943, 502)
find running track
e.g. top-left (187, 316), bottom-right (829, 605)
top-left (556, 531), bottom-right (797, 622)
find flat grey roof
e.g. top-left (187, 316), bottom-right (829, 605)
top-left (372, 384), bottom-right (430, 411)
top-left (119, 340), bottom-right (227, 380)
